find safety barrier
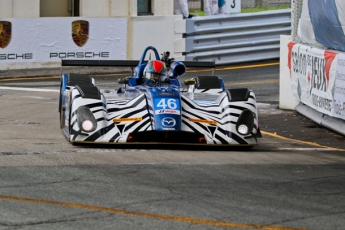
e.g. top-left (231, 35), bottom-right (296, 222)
top-left (185, 9), bottom-right (291, 65)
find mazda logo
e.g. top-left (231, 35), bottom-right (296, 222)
top-left (162, 117), bottom-right (176, 127)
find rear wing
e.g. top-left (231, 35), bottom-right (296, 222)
top-left (61, 60), bottom-right (216, 75)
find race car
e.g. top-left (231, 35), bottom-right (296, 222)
top-left (59, 46), bottom-right (261, 147)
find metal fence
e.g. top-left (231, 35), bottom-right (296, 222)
top-left (184, 9), bottom-right (291, 65)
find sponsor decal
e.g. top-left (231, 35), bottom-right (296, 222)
top-left (158, 92), bottom-right (174, 96)
top-left (113, 117), bottom-right (142, 123)
top-left (72, 20), bottom-right (89, 47)
top-left (161, 117), bottom-right (176, 127)
top-left (163, 128), bottom-right (175, 130)
top-left (0, 21), bottom-right (11, 49)
top-left (0, 53), bottom-right (33, 60)
top-left (291, 46), bottom-right (336, 93)
top-left (287, 42), bottom-right (296, 76)
top-left (188, 118), bottom-right (217, 125)
top-left (290, 43), bottom-right (338, 115)
top-left (155, 109), bottom-right (180, 115)
top-left (50, 52), bottom-right (109, 59)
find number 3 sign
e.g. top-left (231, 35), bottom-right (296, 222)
top-left (225, 0), bottom-right (241, 13)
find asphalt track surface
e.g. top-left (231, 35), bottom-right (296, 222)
top-left (0, 62), bottom-right (344, 230)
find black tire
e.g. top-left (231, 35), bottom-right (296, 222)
top-left (194, 76), bottom-right (221, 89)
top-left (67, 73), bottom-right (93, 87)
top-left (75, 85), bottom-right (101, 100)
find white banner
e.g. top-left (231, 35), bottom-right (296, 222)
top-left (289, 42), bottom-right (338, 116)
top-left (333, 53), bottom-right (345, 119)
top-left (0, 18), bottom-right (127, 63)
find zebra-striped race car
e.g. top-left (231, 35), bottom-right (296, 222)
top-left (59, 46), bottom-right (261, 147)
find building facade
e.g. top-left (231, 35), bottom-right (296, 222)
top-left (0, 0), bottom-right (172, 18)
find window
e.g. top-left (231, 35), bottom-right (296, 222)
top-left (40, 0), bottom-right (79, 17)
top-left (138, 0), bottom-right (152, 15)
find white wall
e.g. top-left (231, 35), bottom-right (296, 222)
top-left (128, 15), bottom-right (185, 61)
top-left (110, 0), bottom-right (132, 17)
top-left (152, 0), bottom-right (173, 16)
top-left (0, 0), bottom-right (12, 18)
top-left (279, 35), bottom-right (299, 110)
top-left (79, 0), bottom-right (110, 17)
top-left (0, 0), bottom-right (39, 17)
top-left (13, 0), bottom-right (40, 17)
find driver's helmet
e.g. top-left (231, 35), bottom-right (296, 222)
top-left (144, 60), bottom-right (167, 83)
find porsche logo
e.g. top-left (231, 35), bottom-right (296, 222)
top-left (0, 21), bottom-right (11, 49)
top-left (72, 20), bottom-right (89, 47)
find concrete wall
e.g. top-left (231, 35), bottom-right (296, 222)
top-left (80, 0), bottom-right (110, 17)
top-left (128, 15), bottom-right (185, 60)
top-left (0, 0), bottom-right (40, 18)
top-left (279, 35), bottom-right (299, 110)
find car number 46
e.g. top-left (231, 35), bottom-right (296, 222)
top-left (156, 98), bottom-right (179, 110)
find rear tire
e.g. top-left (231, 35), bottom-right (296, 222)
top-left (194, 76), bottom-right (221, 89)
top-left (67, 73), bottom-right (93, 87)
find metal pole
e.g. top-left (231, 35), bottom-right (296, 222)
top-left (71, 0), bottom-right (75, 16)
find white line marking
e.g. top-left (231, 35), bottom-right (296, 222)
top-left (0, 86), bottom-right (59, 92)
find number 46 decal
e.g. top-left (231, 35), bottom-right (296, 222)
top-left (155, 98), bottom-right (180, 110)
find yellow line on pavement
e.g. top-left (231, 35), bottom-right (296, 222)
top-left (225, 79), bottom-right (279, 86)
top-left (0, 194), bottom-right (308, 230)
top-left (261, 130), bottom-right (345, 151)
top-left (188, 62), bottom-right (280, 73)
top-left (0, 76), bottom-right (60, 82)
top-left (217, 62), bottom-right (280, 71)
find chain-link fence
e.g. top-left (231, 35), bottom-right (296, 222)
top-left (291, 0), bottom-right (303, 43)
top-left (188, 0), bottom-right (291, 10)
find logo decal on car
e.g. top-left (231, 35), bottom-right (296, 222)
top-left (161, 117), bottom-right (176, 127)
top-left (157, 109), bottom-right (179, 115)
top-left (0, 21), bottom-right (11, 49)
top-left (113, 117), bottom-right (142, 123)
top-left (188, 118), bottom-right (217, 125)
top-left (72, 20), bottom-right (89, 47)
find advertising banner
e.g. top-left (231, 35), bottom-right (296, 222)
top-left (0, 18), bottom-right (127, 63)
top-left (298, 0), bottom-right (345, 52)
top-left (288, 42), bottom-right (338, 116)
top-left (333, 53), bottom-right (345, 119)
